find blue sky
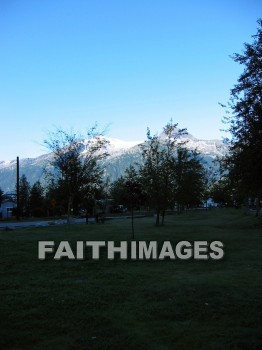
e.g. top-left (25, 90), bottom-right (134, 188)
top-left (0, 0), bottom-right (260, 160)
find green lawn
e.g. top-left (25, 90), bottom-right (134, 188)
top-left (0, 209), bottom-right (261, 350)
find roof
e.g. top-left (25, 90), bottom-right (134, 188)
top-left (1, 198), bottom-right (16, 204)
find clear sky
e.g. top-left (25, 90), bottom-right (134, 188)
top-left (0, 0), bottom-right (260, 160)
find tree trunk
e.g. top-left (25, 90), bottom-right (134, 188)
top-left (161, 210), bottom-right (166, 225)
top-left (155, 210), bottom-right (160, 226)
top-left (243, 198), bottom-right (250, 215)
top-left (67, 195), bottom-right (72, 224)
top-left (131, 205), bottom-right (135, 240)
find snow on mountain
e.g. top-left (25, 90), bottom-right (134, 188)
top-left (105, 138), bottom-right (143, 156)
top-left (179, 138), bottom-right (227, 158)
top-left (0, 160), bottom-right (15, 169)
top-left (159, 129), bottom-right (227, 158)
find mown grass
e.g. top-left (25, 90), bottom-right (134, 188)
top-left (0, 209), bottom-right (261, 350)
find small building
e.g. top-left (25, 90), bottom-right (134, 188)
top-left (0, 198), bottom-right (17, 219)
top-left (202, 198), bottom-right (219, 208)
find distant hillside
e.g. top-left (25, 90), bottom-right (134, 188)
top-left (0, 135), bottom-right (228, 192)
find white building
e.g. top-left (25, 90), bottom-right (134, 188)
top-left (0, 199), bottom-right (17, 219)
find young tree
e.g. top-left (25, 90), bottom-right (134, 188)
top-left (44, 127), bottom-right (109, 222)
top-left (110, 166), bottom-right (144, 238)
top-left (124, 166), bottom-right (144, 239)
top-left (140, 121), bottom-right (186, 226)
top-left (222, 19), bottom-right (262, 215)
top-left (140, 129), bottom-right (167, 226)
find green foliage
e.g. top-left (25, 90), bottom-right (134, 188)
top-left (18, 175), bottom-right (31, 216)
top-left (139, 121), bottom-right (207, 224)
top-left (175, 148), bottom-right (207, 209)
top-left (210, 177), bottom-right (234, 206)
top-left (124, 166), bottom-right (144, 209)
top-left (110, 166), bottom-right (145, 238)
top-left (140, 121), bottom-right (184, 225)
top-left (110, 176), bottom-right (127, 206)
top-left (110, 166), bottom-right (144, 209)
top-left (222, 19), bottom-right (262, 209)
top-left (44, 127), bottom-right (109, 218)
top-left (30, 181), bottom-right (45, 216)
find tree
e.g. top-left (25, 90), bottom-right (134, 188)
top-left (174, 148), bottom-right (207, 211)
top-left (19, 175), bottom-right (31, 216)
top-left (44, 178), bottom-right (65, 217)
top-left (140, 121), bottom-right (186, 226)
top-left (110, 166), bottom-right (144, 238)
top-left (123, 166), bottom-right (144, 239)
top-left (210, 177), bottom-right (235, 207)
top-left (44, 127), bottom-right (109, 221)
top-left (30, 181), bottom-right (45, 216)
top-left (110, 176), bottom-right (127, 207)
top-left (222, 19), bottom-right (262, 215)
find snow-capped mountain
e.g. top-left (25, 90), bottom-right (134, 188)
top-left (0, 134), bottom-right (228, 192)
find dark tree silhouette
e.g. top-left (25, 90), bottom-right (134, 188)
top-left (222, 19), bottom-right (262, 215)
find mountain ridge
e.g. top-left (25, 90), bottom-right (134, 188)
top-left (0, 135), bottom-right (228, 192)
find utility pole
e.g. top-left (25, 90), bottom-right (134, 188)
top-left (16, 156), bottom-right (20, 221)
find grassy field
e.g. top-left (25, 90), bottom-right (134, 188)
top-left (0, 209), bottom-right (262, 350)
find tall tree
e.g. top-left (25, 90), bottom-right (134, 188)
top-left (222, 19), bottom-right (262, 214)
top-left (44, 127), bottom-right (109, 221)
